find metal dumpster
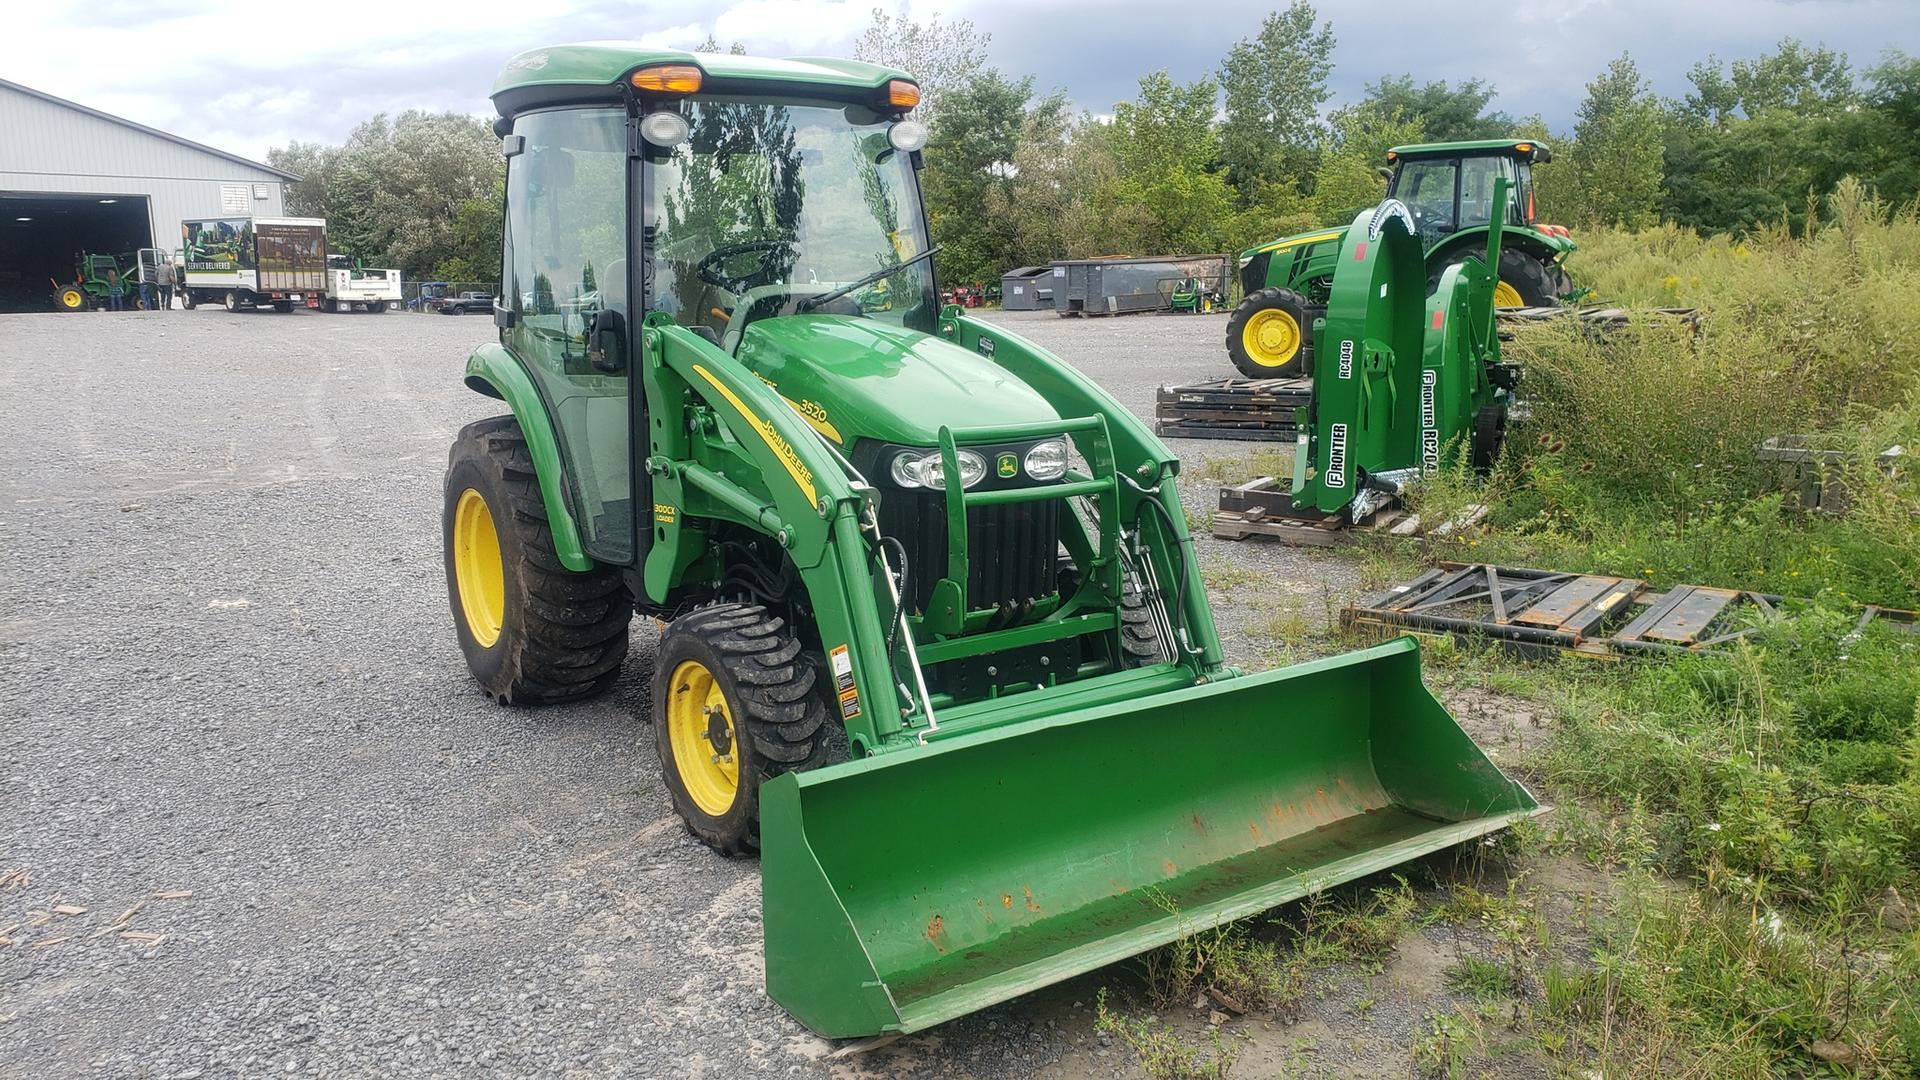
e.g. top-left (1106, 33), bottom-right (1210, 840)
top-left (1053, 255), bottom-right (1230, 317)
top-left (999, 266), bottom-right (1055, 310)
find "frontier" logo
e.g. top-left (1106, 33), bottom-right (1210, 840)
top-left (1420, 369), bottom-right (1439, 473)
top-left (1326, 423), bottom-right (1348, 489)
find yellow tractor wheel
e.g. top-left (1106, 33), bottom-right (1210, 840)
top-left (55, 287), bottom-right (88, 311)
top-left (1493, 279), bottom-right (1524, 308)
top-left (1225, 286), bottom-right (1312, 378)
top-left (653, 603), bottom-right (834, 855)
top-left (442, 415), bottom-right (631, 704)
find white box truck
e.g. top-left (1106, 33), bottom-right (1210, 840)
top-left (178, 217), bottom-right (327, 313)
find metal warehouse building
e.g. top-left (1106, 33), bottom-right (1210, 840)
top-left (0, 78), bottom-right (298, 312)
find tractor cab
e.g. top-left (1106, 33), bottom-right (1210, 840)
top-left (1384, 140), bottom-right (1548, 247)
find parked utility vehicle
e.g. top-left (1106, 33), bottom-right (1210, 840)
top-left (323, 255), bottom-right (400, 312)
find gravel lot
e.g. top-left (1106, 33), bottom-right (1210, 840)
top-left (1, 306), bottom-right (1363, 1079)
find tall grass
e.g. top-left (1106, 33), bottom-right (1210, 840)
top-left (1426, 178), bottom-right (1920, 606)
top-left (1413, 181), bottom-right (1920, 1075)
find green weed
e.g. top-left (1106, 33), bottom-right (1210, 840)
top-left (1094, 988), bottom-right (1239, 1080)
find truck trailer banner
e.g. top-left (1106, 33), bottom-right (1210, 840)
top-left (182, 219), bottom-right (253, 272)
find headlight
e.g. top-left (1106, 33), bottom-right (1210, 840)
top-left (1024, 439), bottom-right (1068, 481)
top-left (924, 449), bottom-right (986, 489)
top-left (890, 449), bottom-right (987, 489)
top-left (888, 120), bottom-right (929, 153)
top-left (889, 451), bottom-right (925, 488)
top-left (638, 110), bottom-right (690, 147)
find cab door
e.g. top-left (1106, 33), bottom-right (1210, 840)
top-left (500, 107), bottom-right (638, 564)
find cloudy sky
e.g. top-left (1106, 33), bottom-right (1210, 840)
top-left (11, 0), bottom-right (1914, 163)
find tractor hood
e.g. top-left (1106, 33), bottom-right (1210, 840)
top-left (734, 315), bottom-right (1060, 447)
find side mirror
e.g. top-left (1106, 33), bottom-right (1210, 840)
top-left (587, 309), bottom-right (627, 374)
top-left (1377, 167), bottom-right (1392, 182)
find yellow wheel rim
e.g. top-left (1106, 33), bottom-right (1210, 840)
top-left (666, 659), bottom-right (740, 817)
top-left (1493, 280), bottom-right (1524, 307)
top-left (1242, 308), bottom-right (1301, 367)
top-left (58, 289), bottom-right (84, 310)
top-left (452, 488), bottom-right (506, 648)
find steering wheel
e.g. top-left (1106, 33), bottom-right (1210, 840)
top-left (695, 240), bottom-right (792, 292)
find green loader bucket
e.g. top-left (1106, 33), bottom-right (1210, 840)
top-left (760, 637), bottom-right (1539, 1037)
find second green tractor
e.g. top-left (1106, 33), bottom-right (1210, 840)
top-left (1227, 139), bottom-right (1575, 378)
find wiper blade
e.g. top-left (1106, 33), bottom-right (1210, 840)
top-left (798, 245), bottom-right (941, 313)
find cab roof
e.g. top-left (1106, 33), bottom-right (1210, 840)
top-left (1387, 139), bottom-right (1552, 163)
top-left (491, 43), bottom-right (915, 115)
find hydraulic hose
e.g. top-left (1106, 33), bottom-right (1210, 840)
top-left (1131, 488), bottom-right (1195, 657)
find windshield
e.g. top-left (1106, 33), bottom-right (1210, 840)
top-left (1394, 155), bottom-right (1527, 241)
top-left (643, 95), bottom-right (937, 342)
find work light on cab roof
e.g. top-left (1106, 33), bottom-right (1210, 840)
top-left (449, 39), bottom-right (1538, 1041)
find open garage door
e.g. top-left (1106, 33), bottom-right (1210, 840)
top-left (0, 193), bottom-right (154, 313)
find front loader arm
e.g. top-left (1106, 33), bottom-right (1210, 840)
top-left (940, 312), bottom-right (1226, 672)
top-left (641, 317), bottom-right (909, 751)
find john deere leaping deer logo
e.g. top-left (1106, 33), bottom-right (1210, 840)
top-left (997, 452), bottom-right (1017, 479)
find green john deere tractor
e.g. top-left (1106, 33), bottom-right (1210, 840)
top-left (1227, 139), bottom-right (1575, 378)
top-left (52, 252), bottom-right (135, 311)
top-left (442, 43), bottom-right (1536, 1039)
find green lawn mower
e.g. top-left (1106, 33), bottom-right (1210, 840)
top-left (1169, 275), bottom-right (1225, 314)
top-left (441, 44), bottom-right (1536, 1039)
top-left (1227, 140), bottom-right (1576, 378)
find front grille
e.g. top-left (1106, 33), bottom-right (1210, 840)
top-left (878, 491), bottom-right (1059, 615)
top-left (1239, 251), bottom-right (1272, 296)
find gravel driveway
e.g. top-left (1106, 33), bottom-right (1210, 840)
top-left (0, 306), bottom-right (1350, 1078)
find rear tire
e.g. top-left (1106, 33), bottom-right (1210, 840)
top-left (55, 287), bottom-right (86, 311)
top-left (273, 300), bottom-right (294, 313)
top-left (1225, 287), bottom-right (1311, 378)
top-left (223, 290), bottom-right (239, 312)
top-left (443, 415), bottom-right (631, 705)
top-left (654, 603), bottom-right (832, 856)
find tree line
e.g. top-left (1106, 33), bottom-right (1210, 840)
top-left (268, 6), bottom-right (1920, 289)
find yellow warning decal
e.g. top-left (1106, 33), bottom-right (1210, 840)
top-left (690, 364), bottom-right (818, 505)
top-left (1251, 229), bottom-right (1345, 257)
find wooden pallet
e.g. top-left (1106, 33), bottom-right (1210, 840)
top-left (1343, 561), bottom-right (1916, 659)
top-left (1155, 377), bottom-right (1312, 442)
top-left (1212, 476), bottom-right (1407, 546)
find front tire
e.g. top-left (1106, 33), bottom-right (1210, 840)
top-left (180, 290), bottom-right (197, 310)
top-left (654, 604), bottom-right (832, 855)
top-left (1226, 287), bottom-right (1311, 378)
top-left (443, 415), bottom-right (631, 705)
top-left (223, 290), bottom-right (240, 312)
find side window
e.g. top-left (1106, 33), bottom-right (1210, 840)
top-left (502, 108), bottom-right (634, 564)
top-left (1397, 161), bottom-right (1457, 238)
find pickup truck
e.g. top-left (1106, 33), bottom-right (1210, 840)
top-left (434, 291), bottom-right (495, 315)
